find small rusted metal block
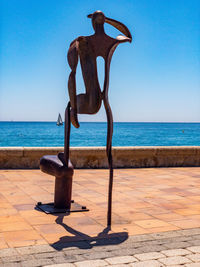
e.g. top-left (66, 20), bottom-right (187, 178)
top-left (38, 153), bottom-right (88, 213)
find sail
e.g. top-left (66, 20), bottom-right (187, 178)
top-left (59, 113), bottom-right (63, 124)
top-left (56, 113), bottom-right (63, 126)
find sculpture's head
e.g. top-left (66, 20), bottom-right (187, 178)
top-left (87, 11), bottom-right (105, 31)
top-left (87, 11), bottom-right (132, 41)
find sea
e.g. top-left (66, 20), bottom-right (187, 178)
top-left (0, 122), bottom-right (199, 147)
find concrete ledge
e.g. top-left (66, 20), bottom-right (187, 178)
top-left (0, 146), bottom-right (200, 169)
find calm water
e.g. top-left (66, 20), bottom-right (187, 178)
top-left (0, 122), bottom-right (199, 147)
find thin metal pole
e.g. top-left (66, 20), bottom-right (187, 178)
top-left (107, 150), bottom-right (113, 226)
top-left (103, 98), bottom-right (113, 227)
top-left (64, 102), bottom-right (71, 167)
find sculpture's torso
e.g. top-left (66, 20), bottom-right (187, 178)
top-left (86, 33), bottom-right (116, 58)
top-left (67, 32), bottom-right (117, 121)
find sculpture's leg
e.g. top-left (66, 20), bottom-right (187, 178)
top-left (64, 102), bottom-right (71, 166)
top-left (54, 175), bottom-right (73, 209)
top-left (52, 102), bottom-right (73, 210)
top-left (103, 98), bottom-right (113, 227)
top-left (38, 102), bottom-right (89, 213)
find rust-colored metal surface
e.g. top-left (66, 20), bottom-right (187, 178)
top-left (39, 11), bottom-right (131, 226)
top-left (66, 11), bottom-right (132, 226)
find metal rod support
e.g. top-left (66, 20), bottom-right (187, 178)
top-left (54, 175), bottom-right (73, 209)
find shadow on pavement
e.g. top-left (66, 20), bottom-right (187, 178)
top-left (51, 214), bottom-right (129, 251)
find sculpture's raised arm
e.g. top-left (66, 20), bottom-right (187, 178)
top-left (105, 17), bottom-right (132, 43)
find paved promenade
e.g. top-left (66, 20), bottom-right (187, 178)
top-left (0, 168), bottom-right (200, 266)
top-left (1, 228), bottom-right (200, 266)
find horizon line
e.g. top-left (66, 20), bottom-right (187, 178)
top-left (0, 121), bottom-right (200, 123)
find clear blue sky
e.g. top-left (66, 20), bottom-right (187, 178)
top-left (0, 0), bottom-right (200, 122)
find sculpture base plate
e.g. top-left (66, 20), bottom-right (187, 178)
top-left (36, 201), bottom-right (89, 214)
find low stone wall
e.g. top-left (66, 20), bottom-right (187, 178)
top-left (0, 146), bottom-right (200, 169)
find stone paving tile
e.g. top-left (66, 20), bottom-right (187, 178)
top-left (188, 239), bottom-right (200, 246)
top-left (185, 264), bottom-right (200, 267)
top-left (16, 244), bottom-right (55, 255)
top-left (187, 246), bottom-right (200, 253)
top-left (147, 226), bottom-right (181, 234)
top-left (20, 258), bottom-right (54, 267)
top-left (139, 244), bottom-right (168, 253)
top-left (52, 256), bottom-right (71, 264)
top-left (136, 239), bottom-right (166, 247)
top-left (0, 221), bottom-right (33, 232)
top-left (0, 236), bottom-right (8, 249)
top-left (165, 236), bottom-right (193, 243)
top-left (149, 231), bottom-right (184, 240)
top-left (186, 253), bottom-right (200, 262)
top-left (158, 255), bottom-right (192, 265)
top-left (1, 263), bottom-right (21, 267)
top-left (105, 255), bottom-right (138, 264)
top-left (163, 241), bottom-right (191, 249)
top-left (58, 241), bottom-right (90, 251)
top-left (112, 248), bottom-right (144, 257)
top-left (129, 260), bottom-right (164, 266)
top-left (1, 254), bottom-right (34, 263)
top-left (62, 255), bottom-right (86, 263)
top-left (109, 265), bottom-right (130, 267)
top-left (181, 229), bottom-right (200, 236)
top-left (134, 252), bottom-right (165, 261)
top-left (0, 248), bottom-right (18, 257)
top-left (191, 235), bottom-right (200, 240)
top-left (170, 219), bottom-right (200, 229)
top-left (33, 251), bottom-right (63, 259)
top-left (134, 219), bottom-right (172, 229)
top-left (126, 234), bottom-right (155, 242)
top-left (80, 251), bottom-right (117, 260)
top-left (44, 264), bottom-right (75, 267)
top-left (74, 259), bottom-right (108, 266)
top-left (2, 229), bottom-right (46, 247)
top-left (63, 249), bottom-right (90, 256)
top-left (161, 248), bottom-right (191, 257)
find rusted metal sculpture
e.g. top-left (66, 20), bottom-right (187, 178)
top-left (38, 11), bottom-right (132, 226)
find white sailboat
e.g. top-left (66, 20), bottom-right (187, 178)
top-left (56, 113), bottom-right (63, 126)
